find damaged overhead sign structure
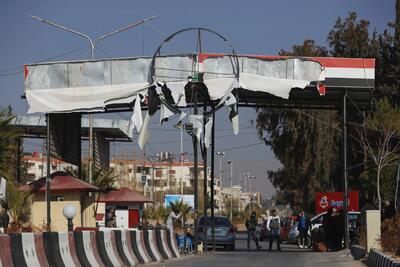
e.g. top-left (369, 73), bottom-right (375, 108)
top-left (23, 52), bottom-right (375, 149)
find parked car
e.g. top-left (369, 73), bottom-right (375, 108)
top-left (197, 216), bottom-right (236, 250)
top-left (288, 211), bottom-right (361, 247)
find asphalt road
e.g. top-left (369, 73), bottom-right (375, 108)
top-left (148, 239), bottom-right (364, 267)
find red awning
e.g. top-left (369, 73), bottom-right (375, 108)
top-left (20, 171), bottom-right (99, 192)
top-left (99, 187), bottom-right (153, 203)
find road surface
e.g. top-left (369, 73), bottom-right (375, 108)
top-left (149, 239), bottom-right (364, 267)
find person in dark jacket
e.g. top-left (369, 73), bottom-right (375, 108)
top-left (297, 211), bottom-right (311, 248)
top-left (323, 208), bottom-right (333, 250)
top-left (245, 212), bottom-right (261, 250)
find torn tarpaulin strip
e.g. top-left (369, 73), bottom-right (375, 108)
top-left (238, 72), bottom-right (310, 99)
top-left (163, 81), bottom-right (187, 106)
top-left (147, 86), bottom-right (160, 116)
top-left (188, 115), bottom-right (203, 141)
top-left (204, 78), bottom-right (238, 100)
top-left (223, 93), bottom-right (239, 135)
top-left (138, 111), bottom-right (151, 150)
top-left (159, 104), bottom-right (176, 125)
top-left (130, 96), bottom-right (143, 133)
top-left (204, 116), bottom-right (213, 148)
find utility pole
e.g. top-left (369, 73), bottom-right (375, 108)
top-left (210, 107), bottom-right (216, 252)
top-left (342, 91), bottom-right (350, 250)
top-left (46, 114), bottom-right (51, 230)
top-left (216, 152), bottom-right (225, 188)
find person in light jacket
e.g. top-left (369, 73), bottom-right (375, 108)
top-left (267, 209), bottom-right (281, 251)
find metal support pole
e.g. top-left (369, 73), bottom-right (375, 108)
top-left (46, 114), bottom-right (51, 230)
top-left (342, 92), bottom-right (350, 250)
top-left (151, 162), bottom-right (155, 201)
top-left (211, 108), bottom-right (216, 252)
top-left (193, 85), bottom-right (199, 254)
top-left (228, 161), bottom-right (233, 221)
top-left (203, 105), bottom-right (208, 251)
top-left (16, 138), bottom-right (21, 183)
top-left (67, 218), bottom-right (73, 232)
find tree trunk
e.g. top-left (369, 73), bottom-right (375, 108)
top-left (377, 167), bottom-right (382, 211)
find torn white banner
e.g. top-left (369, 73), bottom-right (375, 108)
top-left (188, 115), bottom-right (204, 141)
top-left (130, 96), bottom-right (143, 133)
top-left (26, 82), bottom-right (149, 113)
top-left (204, 78), bottom-right (238, 100)
top-left (138, 112), bottom-right (151, 150)
top-left (159, 104), bottom-right (176, 124)
top-left (163, 81), bottom-right (187, 107)
top-left (239, 72), bottom-right (310, 99)
top-left (224, 93), bottom-right (239, 135)
top-left (204, 117), bottom-right (213, 148)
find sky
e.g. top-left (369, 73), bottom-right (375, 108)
top-left (0, 0), bottom-right (395, 197)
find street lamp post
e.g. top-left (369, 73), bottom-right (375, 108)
top-left (227, 161), bottom-right (233, 221)
top-left (250, 175), bottom-right (256, 210)
top-left (216, 152), bottom-right (225, 189)
top-left (63, 204), bottom-right (77, 232)
top-left (147, 155), bottom-right (159, 201)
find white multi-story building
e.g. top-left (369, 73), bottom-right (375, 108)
top-left (22, 153), bottom-right (259, 211)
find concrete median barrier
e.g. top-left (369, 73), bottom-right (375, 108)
top-left (155, 229), bottom-right (173, 260)
top-left (166, 229), bottom-right (180, 258)
top-left (10, 232), bottom-right (50, 267)
top-left (96, 230), bottom-right (126, 267)
top-left (74, 231), bottom-right (105, 267)
top-left (129, 230), bottom-right (151, 264)
top-left (143, 230), bottom-right (163, 262)
top-left (0, 234), bottom-right (14, 267)
top-left (43, 232), bottom-right (82, 267)
top-left (114, 230), bottom-right (138, 267)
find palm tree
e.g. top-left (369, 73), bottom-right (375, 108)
top-left (64, 161), bottom-right (118, 191)
top-left (0, 181), bottom-right (31, 227)
top-left (0, 108), bottom-right (21, 179)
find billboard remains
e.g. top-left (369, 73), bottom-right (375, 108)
top-left (315, 191), bottom-right (359, 214)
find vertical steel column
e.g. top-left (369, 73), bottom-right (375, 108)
top-left (193, 85), bottom-right (199, 254)
top-left (342, 92), bottom-right (350, 250)
top-left (16, 138), bottom-right (21, 183)
top-left (46, 114), bottom-right (51, 230)
top-left (203, 105), bottom-right (208, 251)
top-left (211, 108), bottom-right (216, 252)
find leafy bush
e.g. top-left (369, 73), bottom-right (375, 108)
top-left (381, 213), bottom-right (400, 256)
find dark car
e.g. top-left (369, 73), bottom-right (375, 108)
top-left (197, 216), bottom-right (236, 250)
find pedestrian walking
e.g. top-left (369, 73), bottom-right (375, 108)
top-left (267, 209), bottom-right (281, 251)
top-left (297, 210), bottom-right (311, 248)
top-left (166, 209), bottom-right (181, 230)
top-left (245, 211), bottom-right (261, 250)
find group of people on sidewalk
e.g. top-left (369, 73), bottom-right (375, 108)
top-left (246, 209), bottom-right (313, 251)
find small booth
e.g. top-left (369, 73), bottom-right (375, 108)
top-left (98, 187), bottom-right (153, 228)
top-left (20, 171), bottom-right (99, 231)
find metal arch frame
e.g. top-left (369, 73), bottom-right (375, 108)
top-left (148, 27), bottom-right (240, 84)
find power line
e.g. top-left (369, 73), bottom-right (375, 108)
top-left (0, 45), bottom-right (90, 79)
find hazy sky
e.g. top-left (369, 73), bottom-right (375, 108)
top-left (0, 0), bottom-right (395, 196)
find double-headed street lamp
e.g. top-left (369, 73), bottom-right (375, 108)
top-left (30, 14), bottom-right (158, 229)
